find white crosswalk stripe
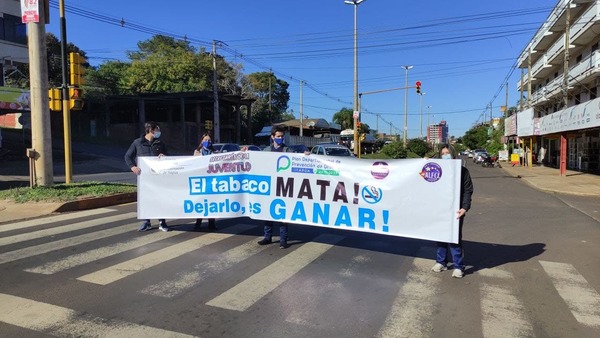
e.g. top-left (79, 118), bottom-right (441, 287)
top-left (376, 248), bottom-right (440, 338)
top-left (206, 234), bottom-right (344, 311)
top-left (141, 235), bottom-right (270, 298)
top-left (0, 208), bottom-right (116, 233)
top-left (480, 284), bottom-right (534, 338)
top-left (540, 260), bottom-right (600, 327)
top-left (0, 212), bottom-right (136, 247)
top-left (77, 224), bottom-right (254, 285)
top-left (24, 230), bottom-right (184, 274)
top-left (0, 293), bottom-right (194, 337)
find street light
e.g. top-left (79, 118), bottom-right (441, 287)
top-left (426, 105), bottom-right (432, 144)
top-left (402, 65), bottom-right (413, 147)
top-left (419, 92), bottom-right (426, 140)
top-left (345, 0), bottom-right (367, 156)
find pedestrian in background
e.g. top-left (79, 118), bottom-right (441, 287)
top-left (258, 125), bottom-right (290, 249)
top-left (193, 132), bottom-right (217, 231)
top-left (431, 144), bottom-right (473, 278)
top-left (124, 121), bottom-right (169, 232)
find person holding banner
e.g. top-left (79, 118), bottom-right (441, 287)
top-left (125, 121), bottom-right (170, 232)
top-left (258, 125), bottom-right (290, 249)
top-left (431, 144), bottom-right (473, 278)
top-left (193, 132), bottom-right (217, 231)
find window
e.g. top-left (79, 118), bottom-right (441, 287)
top-left (576, 54), bottom-right (583, 63)
top-left (0, 14), bottom-right (27, 45)
top-left (591, 87), bottom-right (597, 100)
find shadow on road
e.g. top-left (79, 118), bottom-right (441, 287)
top-left (465, 241), bottom-right (546, 274)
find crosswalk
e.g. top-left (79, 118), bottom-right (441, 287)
top-left (1, 208), bottom-right (599, 337)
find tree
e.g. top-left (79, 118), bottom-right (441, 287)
top-left (462, 125), bottom-right (489, 150)
top-left (333, 108), bottom-right (353, 130)
top-left (85, 61), bottom-right (131, 97)
top-left (46, 33), bottom-right (87, 88)
top-left (407, 138), bottom-right (429, 157)
top-left (246, 72), bottom-right (290, 134)
top-left (381, 141), bottom-right (407, 159)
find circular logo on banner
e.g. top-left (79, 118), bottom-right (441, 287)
top-left (361, 185), bottom-right (383, 204)
top-left (420, 162), bottom-right (442, 182)
top-left (371, 161), bottom-right (389, 179)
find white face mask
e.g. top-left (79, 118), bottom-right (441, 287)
top-left (441, 154), bottom-right (452, 160)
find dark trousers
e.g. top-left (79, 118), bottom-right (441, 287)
top-left (435, 218), bottom-right (464, 270)
top-left (264, 221), bottom-right (288, 244)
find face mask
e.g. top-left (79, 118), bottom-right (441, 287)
top-left (202, 141), bottom-right (211, 148)
top-left (274, 138), bottom-right (284, 145)
top-left (153, 131), bottom-right (161, 139)
top-left (441, 154), bottom-right (452, 160)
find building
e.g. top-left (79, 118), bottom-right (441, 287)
top-left (427, 120), bottom-right (448, 146)
top-left (0, 0), bottom-right (28, 86)
top-left (515, 0), bottom-right (600, 174)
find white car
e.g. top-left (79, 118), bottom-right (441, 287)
top-left (311, 144), bottom-right (354, 157)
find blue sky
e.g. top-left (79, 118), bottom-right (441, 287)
top-left (45, 0), bottom-right (557, 138)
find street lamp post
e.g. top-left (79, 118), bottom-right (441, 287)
top-left (419, 92), bottom-right (425, 140)
top-left (402, 65), bottom-right (413, 147)
top-left (345, 0), bottom-right (366, 156)
top-left (426, 105), bottom-right (432, 144)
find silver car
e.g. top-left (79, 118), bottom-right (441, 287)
top-left (311, 144), bottom-right (354, 157)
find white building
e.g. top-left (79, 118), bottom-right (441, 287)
top-left (1, 0), bottom-right (28, 86)
top-left (514, 0), bottom-right (600, 174)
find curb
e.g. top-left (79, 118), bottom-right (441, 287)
top-left (54, 192), bottom-right (137, 213)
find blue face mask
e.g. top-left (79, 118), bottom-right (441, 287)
top-left (202, 141), bottom-right (211, 148)
top-left (441, 154), bottom-right (452, 160)
top-left (153, 131), bottom-right (161, 139)
top-left (274, 137), bottom-right (284, 145)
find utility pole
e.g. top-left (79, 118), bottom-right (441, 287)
top-left (59, 0), bottom-right (73, 183)
top-left (505, 81), bottom-right (509, 118)
top-left (27, 1), bottom-right (53, 187)
top-left (402, 65), bottom-right (413, 147)
top-left (299, 80), bottom-right (304, 137)
top-left (212, 40), bottom-right (220, 142)
top-left (563, 0), bottom-right (571, 109)
top-left (419, 92), bottom-right (425, 139)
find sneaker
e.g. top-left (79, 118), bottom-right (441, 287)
top-left (452, 269), bottom-right (464, 278)
top-left (257, 238), bottom-right (272, 245)
top-left (279, 242), bottom-right (289, 249)
top-left (138, 221), bottom-right (151, 232)
top-left (158, 221), bottom-right (169, 232)
top-left (431, 263), bottom-right (448, 272)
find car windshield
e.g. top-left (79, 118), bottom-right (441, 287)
top-left (325, 147), bottom-right (352, 156)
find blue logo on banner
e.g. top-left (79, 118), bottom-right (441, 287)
top-left (361, 185), bottom-right (382, 204)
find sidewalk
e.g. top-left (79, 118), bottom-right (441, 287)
top-left (500, 163), bottom-right (600, 197)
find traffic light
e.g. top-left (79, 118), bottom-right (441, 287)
top-left (69, 87), bottom-right (84, 110)
top-left (416, 81), bottom-right (422, 94)
top-left (360, 133), bottom-right (366, 141)
top-left (69, 52), bottom-right (86, 86)
top-left (205, 120), bottom-right (213, 130)
top-left (48, 88), bottom-right (62, 112)
top-left (357, 121), bottom-right (361, 129)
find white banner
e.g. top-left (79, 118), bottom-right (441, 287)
top-left (138, 152), bottom-right (462, 243)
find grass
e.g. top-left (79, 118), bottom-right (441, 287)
top-left (0, 182), bottom-right (137, 203)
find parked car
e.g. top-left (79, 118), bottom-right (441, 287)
top-left (212, 143), bottom-right (241, 153)
top-left (286, 144), bottom-right (310, 153)
top-left (474, 151), bottom-right (489, 164)
top-left (240, 145), bottom-right (262, 151)
top-left (311, 144), bottom-right (354, 157)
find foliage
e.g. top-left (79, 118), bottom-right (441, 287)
top-left (46, 33), bottom-right (88, 88)
top-left (380, 141), bottom-right (407, 159)
top-left (246, 72), bottom-right (290, 134)
top-left (86, 61), bottom-right (131, 97)
top-left (333, 108), bottom-right (353, 130)
top-left (406, 138), bottom-right (429, 157)
top-left (0, 182), bottom-right (136, 203)
top-left (461, 125), bottom-right (489, 150)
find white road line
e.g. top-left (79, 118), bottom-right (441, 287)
top-left (141, 236), bottom-right (269, 298)
top-left (376, 248), bottom-right (441, 338)
top-left (0, 208), bottom-right (115, 233)
top-left (478, 267), bottom-right (514, 279)
top-left (480, 284), bottom-right (533, 338)
top-left (25, 231), bottom-right (184, 274)
top-left (77, 224), bottom-right (253, 285)
top-left (0, 293), bottom-right (194, 337)
top-left (540, 260), bottom-right (600, 327)
top-left (0, 222), bottom-right (135, 264)
top-left (0, 212), bottom-right (136, 247)
top-left (206, 234), bottom-right (344, 312)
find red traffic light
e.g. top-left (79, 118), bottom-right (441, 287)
top-left (415, 81), bottom-right (421, 87)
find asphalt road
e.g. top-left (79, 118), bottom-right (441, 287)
top-left (1, 160), bottom-right (599, 337)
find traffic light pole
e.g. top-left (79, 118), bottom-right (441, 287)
top-left (60, 0), bottom-right (73, 183)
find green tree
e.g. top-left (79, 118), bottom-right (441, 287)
top-left (406, 138), bottom-right (429, 157)
top-left (246, 72), bottom-right (290, 133)
top-left (85, 61), bottom-right (131, 97)
top-left (46, 33), bottom-right (87, 88)
top-left (333, 108), bottom-right (353, 130)
top-left (381, 141), bottom-right (407, 159)
top-left (462, 125), bottom-right (489, 150)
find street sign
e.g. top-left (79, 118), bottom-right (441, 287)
top-left (353, 110), bottom-right (359, 119)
